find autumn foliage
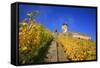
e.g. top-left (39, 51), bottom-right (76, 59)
top-left (19, 21), bottom-right (53, 64)
top-left (57, 34), bottom-right (96, 61)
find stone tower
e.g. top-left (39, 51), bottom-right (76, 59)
top-left (62, 23), bottom-right (68, 33)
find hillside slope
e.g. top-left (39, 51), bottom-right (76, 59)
top-left (19, 21), bottom-right (53, 64)
top-left (19, 20), bottom-right (96, 64)
top-left (57, 34), bottom-right (96, 61)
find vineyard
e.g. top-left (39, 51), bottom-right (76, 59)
top-left (18, 11), bottom-right (96, 64)
top-left (19, 21), bottom-right (53, 64)
top-left (19, 20), bottom-right (96, 64)
top-left (57, 34), bottom-right (96, 61)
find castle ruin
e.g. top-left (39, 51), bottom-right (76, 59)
top-left (61, 23), bottom-right (91, 40)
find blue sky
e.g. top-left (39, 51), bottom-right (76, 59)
top-left (19, 4), bottom-right (97, 41)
